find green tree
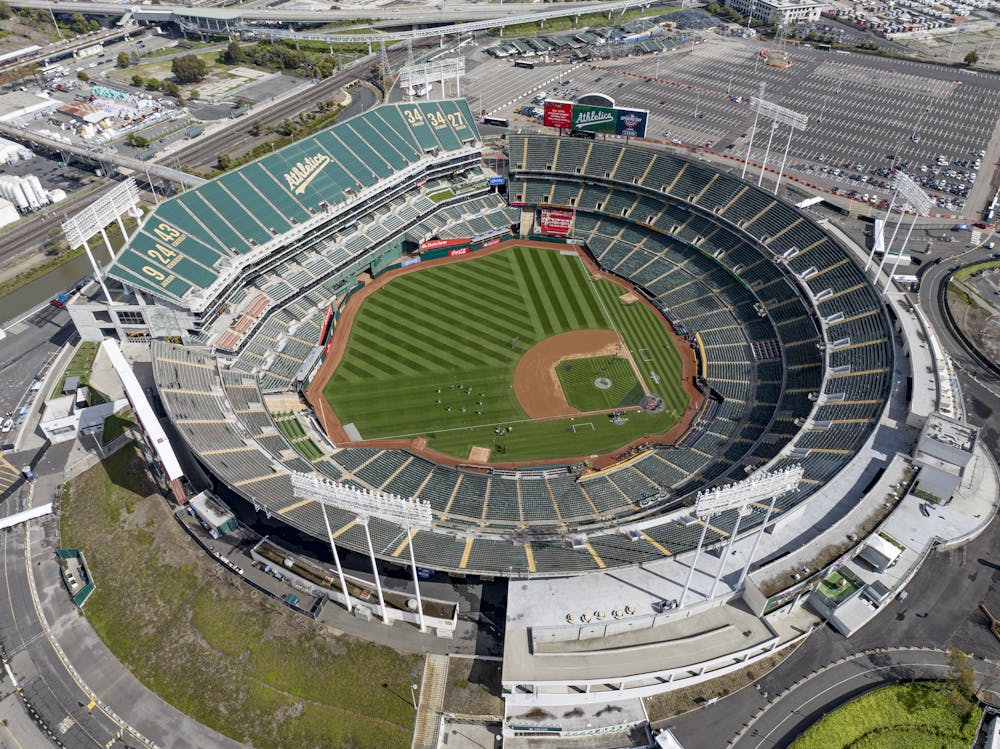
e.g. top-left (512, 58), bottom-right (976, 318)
top-left (964, 49), bottom-right (979, 67)
top-left (76, 70), bottom-right (89, 82)
top-left (222, 40), bottom-right (245, 65)
top-left (162, 80), bottom-right (179, 97)
top-left (947, 647), bottom-right (976, 697)
top-left (0, 1), bottom-right (12, 20)
top-left (125, 132), bottom-right (150, 148)
top-left (171, 54), bottom-right (207, 84)
top-left (70, 12), bottom-right (89, 34)
top-left (131, 73), bottom-right (144, 87)
top-left (944, 646), bottom-right (977, 719)
top-left (116, 51), bottom-right (130, 68)
top-left (217, 153), bottom-right (232, 171)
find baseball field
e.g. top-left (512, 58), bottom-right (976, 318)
top-left (321, 244), bottom-right (695, 463)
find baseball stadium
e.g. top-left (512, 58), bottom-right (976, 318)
top-left (80, 98), bottom-right (893, 578)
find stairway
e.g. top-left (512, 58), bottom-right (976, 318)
top-left (411, 653), bottom-right (449, 749)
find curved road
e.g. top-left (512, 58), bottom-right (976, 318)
top-left (738, 649), bottom-right (999, 749)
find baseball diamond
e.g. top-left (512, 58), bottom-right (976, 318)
top-left (317, 244), bottom-right (696, 464)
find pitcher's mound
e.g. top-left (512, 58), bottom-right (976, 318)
top-left (468, 445), bottom-right (491, 463)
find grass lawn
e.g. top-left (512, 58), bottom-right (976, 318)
top-left (101, 408), bottom-right (135, 446)
top-left (790, 681), bottom-right (982, 749)
top-left (52, 341), bottom-right (98, 398)
top-left (324, 246), bottom-right (689, 462)
top-left (816, 571), bottom-right (859, 604)
top-left (60, 445), bottom-right (422, 749)
top-left (953, 259), bottom-right (1000, 283)
top-left (556, 354), bottom-right (643, 412)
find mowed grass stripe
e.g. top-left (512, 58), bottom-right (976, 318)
top-left (563, 257), bottom-right (608, 330)
top-left (532, 251), bottom-right (575, 331)
top-left (355, 307), bottom-right (501, 371)
top-left (371, 293), bottom-right (521, 365)
top-left (414, 270), bottom-right (528, 336)
top-left (385, 267), bottom-right (531, 352)
top-left (392, 284), bottom-right (532, 359)
top-left (345, 314), bottom-right (452, 373)
top-left (335, 336), bottom-right (423, 379)
top-left (350, 284), bottom-right (517, 367)
top-left (430, 256), bottom-right (533, 321)
top-left (540, 250), bottom-right (594, 331)
top-left (513, 248), bottom-right (564, 336)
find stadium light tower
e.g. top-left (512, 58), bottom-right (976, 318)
top-left (680, 467), bottom-right (803, 606)
top-left (291, 472), bottom-right (433, 630)
top-left (871, 172), bottom-right (932, 294)
top-left (747, 98), bottom-right (808, 194)
top-left (61, 178), bottom-right (142, 305)
top-left (735, 465), bottom-right (804, 589)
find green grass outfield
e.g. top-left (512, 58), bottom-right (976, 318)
top-left (324, 246), bottom-right (690, 462)
top-left (556, 355), bottom-right (643, 412)
top-left (790, 681), bottom-right (981, 749)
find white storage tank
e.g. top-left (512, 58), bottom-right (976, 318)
top-left (25, 175), bottom-right (48, 206)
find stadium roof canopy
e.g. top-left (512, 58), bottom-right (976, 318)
top-left (108, 99), bottom-right (480, 307)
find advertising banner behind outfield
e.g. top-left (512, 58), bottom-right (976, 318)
top-left (419, 237), bottom-right (472, 252)
top-left (572, 104), bottom-right (616, 134)
top-left (543, 100), bottom-right (648, 138)
top-left (615, 108), bottom-right (648, 138)
top-left (543, 99), bottom-right (574, 130)
top-left (540, 208), bottom-right (574, 237)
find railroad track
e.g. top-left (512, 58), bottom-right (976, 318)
top-left (170, 45), bottom-right (410, 170)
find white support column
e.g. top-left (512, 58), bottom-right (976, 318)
top-left (865, 190), bottom-right (898, 271)
top-left (741, 106), bottom-right (761, 180)
top-left (83, 240), bottom-right (114, 305)
top-left (679, 519), bottom-right (710, 608)
top-left (773, 124), bottom-right (794, 196)
top-left (115, 214), bottom-right (128, 248)
top-left (320, 503), bottom-right (353, 614)
top-left (737, 495), bottom-right (777, 589)
top-left (883, 214), bottom-right (919, 294)
top-left (874, 207), bottom-right (907, 283)
top-left (406, 527), bottom-right (426, 632)
top-left (98, 225), bottom-right (115, 263)
top-left (709, 510), bottom-right (744, 599)
top-left (757, 120), bottom-right (778, 187)
top-left (361, 517), bottom-right (389, 625)
top-left (144, 165), bottom-right (159, 205)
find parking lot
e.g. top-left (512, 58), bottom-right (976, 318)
top-left (466, 33), bottom-right (1000, 215)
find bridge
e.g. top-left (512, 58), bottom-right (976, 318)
top-left (0, 123), bottom-right (206, 189)
top-left (5, 0), bottom-right (660, 44)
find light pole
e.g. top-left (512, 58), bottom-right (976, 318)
top-left (741, 82), bottom-right (766, 180)
top-left (410, 683), bottom-right (419, 709)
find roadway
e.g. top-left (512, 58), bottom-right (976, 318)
top-left (0, 441), bottom-right (141, 749)
top-left (6, 0), bottom-right (619, 25)
top-left (734, 649), bottom-right (999, 749)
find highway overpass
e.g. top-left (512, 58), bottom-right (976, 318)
top-left (0, 123), bottom-right (206, 189)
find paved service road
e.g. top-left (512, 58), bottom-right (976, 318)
top-left (736, 649), bottom-right (1000, 749)
top-left (0, 442), bottom-right (138, 749)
